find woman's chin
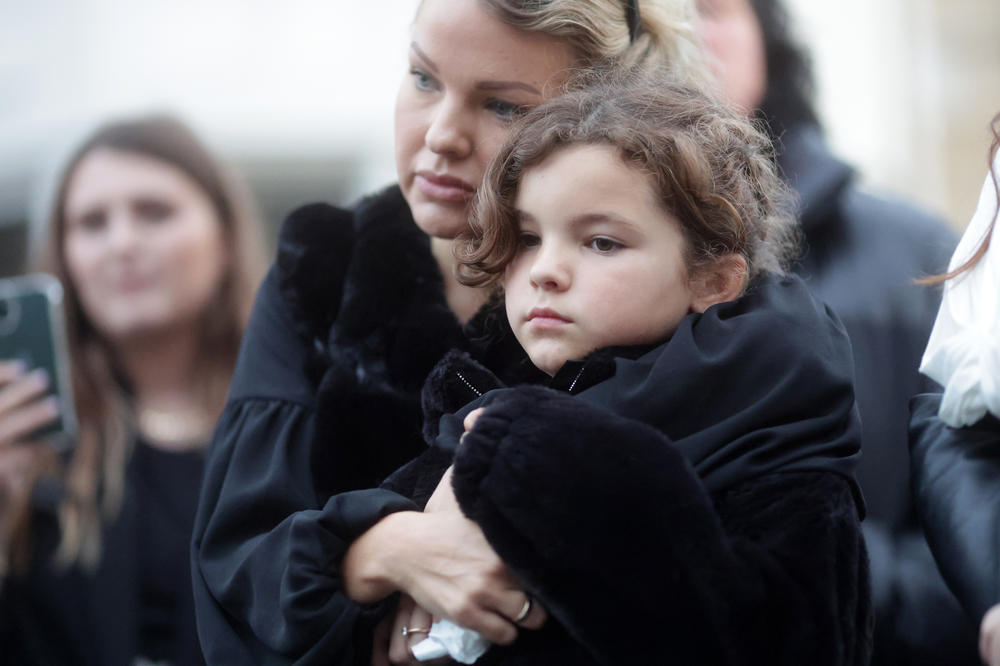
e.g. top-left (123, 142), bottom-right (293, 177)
top-left (409, 199), bottom-right (471, 240)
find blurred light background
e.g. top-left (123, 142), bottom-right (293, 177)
top-left (1, 0), bottom-right (998, 276)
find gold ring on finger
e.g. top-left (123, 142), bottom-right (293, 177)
top-left (401, 626), bottom-right (430, 637)
top-left (514, 595), bottom-right (533, 623)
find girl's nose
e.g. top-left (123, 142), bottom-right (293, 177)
top-left (528, 245), bottom-right (571, 291)
top-left (425, 98), bottom-right (473, 160)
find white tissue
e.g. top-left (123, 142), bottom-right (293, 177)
top-left (920, 157), bottom-right (1000, 426)
top-left (410, 619), bottom-right (491, 664)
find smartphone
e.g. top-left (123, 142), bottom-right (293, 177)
top-left (0, 273), bottom-right (77, 450)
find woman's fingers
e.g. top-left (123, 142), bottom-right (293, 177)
top-left (388, 595), bottom-right (418, 664)
top-left (506, 592), bottom-right (547, 631)
top-left (0, 365), bottom-right (59, 446)
top-left (981, 603), bottom-right (1000, 666)
top-left (403, 605), bottom-right (433, 654)
top-left (0, 391), bottom-right (59, 447)
top-left (0, 360), bottom-right (28, 384)
top-left (459, 407), bottom-right (486, 446)
top-left (0, 367), bottom-right (50, 414)
top-left (371, 613), bottom-right (393, 666)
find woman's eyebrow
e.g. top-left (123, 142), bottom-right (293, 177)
top-left (475, 80), bottom-right (541, 95)
top-left (410, 42), bottom-right (540, 95)
top-left (410, 42), bottom-right (439, 73)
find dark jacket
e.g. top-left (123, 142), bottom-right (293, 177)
top-left (388, 267), bottom-right (873, 664)
top-left (779, 125), bottom-right (976, 663)
top-left (910, 393), bottom-right (1000, 622)
top-left (0, 442), bottom-right (205, 666)
top-left (192, 187), bottom-right (872, 665)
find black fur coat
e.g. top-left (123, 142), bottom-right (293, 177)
top-left (192, 187), bottom-right (872, 665)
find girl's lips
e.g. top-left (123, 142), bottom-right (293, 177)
top-left (415, 172), bottom-right (475, 203)
top-left (527, 308), bottom-right (572, 330)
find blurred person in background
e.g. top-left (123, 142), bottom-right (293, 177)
top-left (910, 111), bottom-right (1000, 666)
top-left (0, 115), bottom-right (266, 665)
top-left (694, 0), bottom-right (977, 663)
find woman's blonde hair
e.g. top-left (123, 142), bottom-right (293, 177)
top-left (480, 0), bottom-right (711, 87)
top-left (9, 115), bottom-right (267, 573)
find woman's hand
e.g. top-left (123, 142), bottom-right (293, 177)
top-left (345, 407), bottom-right (546, 648)
top-left (369, 593), bottom-right (437, 666)
top-left (981, 603), bottom-right (1000, 665)
top-left (0, 361), bottom-right (60, 447)
top-left (0, 361), bottom-right (60, 573)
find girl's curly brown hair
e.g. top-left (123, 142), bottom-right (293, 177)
top-left (456, 68), bottom-right (800, 292)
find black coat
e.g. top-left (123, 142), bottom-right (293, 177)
top-left (0, 442), bottom-right (205, 666)
top-left (192, 187), bottom-right (871, 665)
top-left (910, 393), bottom-right (1000, 622)
top-left (780, 125), bottom-right (977, 663)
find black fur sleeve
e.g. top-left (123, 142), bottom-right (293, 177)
top-left (452, 385), bottom-right (872, 665)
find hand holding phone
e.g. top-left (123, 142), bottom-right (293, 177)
top-left (0, 274), bottom-right (77, 450)
top-left (0, 361), bottom-right (61, 447)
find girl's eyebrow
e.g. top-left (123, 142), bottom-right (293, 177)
top-left (569, 212), bottom-right (641, 232)
top-left (410, 42), bottom-right (541, 95)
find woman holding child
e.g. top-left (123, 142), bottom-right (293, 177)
top-left (192, 1), bottom-right (872, 663)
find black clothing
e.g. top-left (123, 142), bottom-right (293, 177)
top-left (424, 274), bottom-right (864, 503)
top-left (910, 393), bottom-right (1000, 621)
top-left (779, 125), bottom-right (977, 663)
top-left (192, 189), bottom-right (872, 664)
top-left (0, 441), bottom-right (206, 666)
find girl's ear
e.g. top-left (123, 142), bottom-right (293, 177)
top-left (689, 254), bottom-right (748, 313)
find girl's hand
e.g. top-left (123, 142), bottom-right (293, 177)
top-left (0, 361), bottom-right (60, 447)
top-left (981, 603), bottom-right (1000, 666)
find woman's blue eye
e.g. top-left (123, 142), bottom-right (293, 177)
top-left (410, 69), bottom-right (436, 92)
top-left (589, 237), bottom-right (622, 254)
top-left (487, 99), bottom-right (528, 122)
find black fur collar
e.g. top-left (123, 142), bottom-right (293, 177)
top-left (276, 186), bottom-right (470, 393)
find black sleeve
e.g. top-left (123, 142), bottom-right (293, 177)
top-left (452, 385), bottom-right (871, 666)
top-left (863, 521), bottom-right (981, 665)
top-left (191, 267), bottom-right (416, 665)
top-left (910, 392), bottom-right (1000, 622)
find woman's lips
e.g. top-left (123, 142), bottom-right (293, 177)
top-left (415, 172), bottom-right (475, 203)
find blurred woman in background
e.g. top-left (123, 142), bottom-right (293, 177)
top-left (0, 115), bottom-right (266, 665)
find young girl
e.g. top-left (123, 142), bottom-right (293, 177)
top-left (381, 72), bottom-right (871, 665)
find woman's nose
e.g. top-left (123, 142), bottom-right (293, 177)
top-left (106, 214), bottom-right (140, 254)
top-left (425, 98), bottom-right (473, 159)
top-left (528, 245), bottom-right (571, 291)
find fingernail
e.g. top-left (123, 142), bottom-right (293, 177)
top-left (43, 396), bottom-right (61, 415)
top-left (30, 368), bottom-right (51, 388)
top-left (8, 359), bottom-right (27, 375)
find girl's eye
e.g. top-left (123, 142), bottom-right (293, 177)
top-left (589, 237), bottom-right (622, 254)
top-left (518, 232), bottom-right (541, 249)
top-left (486, 99), bottom-right (529, 122)
top-left (134, 199), bottom-right (174, 223)
top-left (410, 68), bottom-right (437, 92)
